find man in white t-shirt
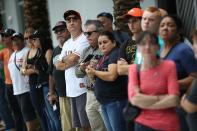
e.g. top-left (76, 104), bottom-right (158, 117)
top-left (8, 33), bottom-right (36, 131)
top-left (56, 10), bottom-right (90, 131)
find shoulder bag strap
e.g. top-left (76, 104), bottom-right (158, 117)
top-left (137, 64), bottom-right (141, 90)
top-left (14, 52), bottom-right (21, 71)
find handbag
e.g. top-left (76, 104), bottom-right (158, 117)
top-left (123, 64), bottom-right (141, 122)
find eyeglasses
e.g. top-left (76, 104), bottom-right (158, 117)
top-left (65, 16), bottom-right (79, 23)
top-left (54, 28), bottom-right (66, 34)
top-left (84, 31), bottom-right (98, 36)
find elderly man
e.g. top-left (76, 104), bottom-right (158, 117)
top-left (75, 20), bottom-right (106, 131)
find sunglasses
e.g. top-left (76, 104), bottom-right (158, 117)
top-left (66, 16), bottom-right (79, 23)
top-left (54, 28), bottom-right (66, 34)
top-left (84, 31), bottom-right (98, 36)
top-left (24, 37), bottom-right (33, 41)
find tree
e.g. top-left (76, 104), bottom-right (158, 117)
top-left (23, 0), bottom-right (51, 36)
top-left (113, 0), bottom-right (140, 32)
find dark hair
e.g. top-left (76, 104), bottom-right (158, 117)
top-left (160, 15), bottom-right (184, 42)
top-left (84, 20), bottom-right (104, 32)
top-left (97, 12), bottom-right (113, 22)
top-left (34, 29), bottom-right (53, 54)
top-left (136, 31), bottom-right (159, 46)
top-left (99, 31), bottom-right (116, 43)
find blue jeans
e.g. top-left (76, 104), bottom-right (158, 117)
top-left (101, 100), bottom-right (127, 131)
top-left (43, 85), bottom-right (61, 131)
top-left (135, 123), bottom-right (157, 131)
top-left (29, 84), bottom-right (49, 131)
top-left (0, 79), bottom-right (15, 130)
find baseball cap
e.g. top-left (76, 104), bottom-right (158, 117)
top-left (52, 21), bottom-right (67, 31)
top-left (2, 28), bottom-right (16, 37)
top-left (125, 8), bottom-right (143, 18)
top-left (11, 32), bottom-right (24, 40)
top-left (97, 12), bottom-right (113, 22)
top-left (64, 10), bottom-right (81, 20)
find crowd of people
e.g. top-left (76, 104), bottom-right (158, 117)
top-left (0, 5), bottom-right (197, 131)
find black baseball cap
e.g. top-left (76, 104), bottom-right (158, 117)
top-left (2, 28), bottom-right (16, 37)
top-left (64, 10), bottom-right (81, 20)
top-left (97, 12), bottom-right (113, 22)
top-left (11, 32), bottom-right (24, 40)
top-left (52, 21), bottom-right (67, 31)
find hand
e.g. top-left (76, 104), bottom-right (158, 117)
top-left (80, 62), bottom-right (90, 72)
top-left (47, 93), bottom-right (58, 105)
top-left (85, 65), bottom-right (95, 76)
top-left (131, 93), bottom-right (156, 108)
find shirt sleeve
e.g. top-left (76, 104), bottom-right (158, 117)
top-left (58, 42), bottom-right (66, 61)
top-left (118, 41), bottom-right (127, 59)
top-left (75, 48), bottom-right (87, 78)
top-left (179, 45), bottom-right (197, 74)
top-left (108, 48), bottom-right (119, 64)
top-left (128, 64), bottom-right (138, 100)
top-left (187, 79), bottom-right (197, 104)
top-left (167, 61), bottom-right (180, 95)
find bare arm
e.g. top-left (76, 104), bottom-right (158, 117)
top-left (117, 59), bottom-right (130, 75)
top-left (45, 49), bottom-right (53, 65)
top-left (56, 53), bottom-right (80, 70)
top-left (86, 64), bottom-right (118, 81)
top-left (131, 92), bottom-right (179, 109)
top-left (48, 75), bottom-right (58, 105)
top-left (181, 94), bottom-right (197, 113)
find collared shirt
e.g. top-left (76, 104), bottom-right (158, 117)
top-left (75, 46), bottom-right (102, 77)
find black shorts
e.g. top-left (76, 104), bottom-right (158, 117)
top-left (16, 92), bottom-right (36, 122)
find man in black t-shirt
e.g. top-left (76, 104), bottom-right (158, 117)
top-left (117, 8), bottom-right (143, 75)
top-left (47, 21), bottom-right (74, 131)
top-left (117, 8), bottom-right (143, 131)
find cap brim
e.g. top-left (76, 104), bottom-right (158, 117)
top-left (52, 25), bottom-right (66, 31)
top-left (11, 36), bottom-right (23, 40)
top-left (64, 10), bottom-right (81, 20)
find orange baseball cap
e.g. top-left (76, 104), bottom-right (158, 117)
top-left (125, 8), bottom-right (143, 17)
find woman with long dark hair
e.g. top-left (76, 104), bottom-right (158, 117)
top-left (21, 29), bottom-right (60, 131)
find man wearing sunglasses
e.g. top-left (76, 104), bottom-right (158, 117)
top-left (75, 20), bottom-right (106, 131)
top-left (48, 21), bottom-right (74, 131)
top-left (56, 10), bottom-right (90, 131)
